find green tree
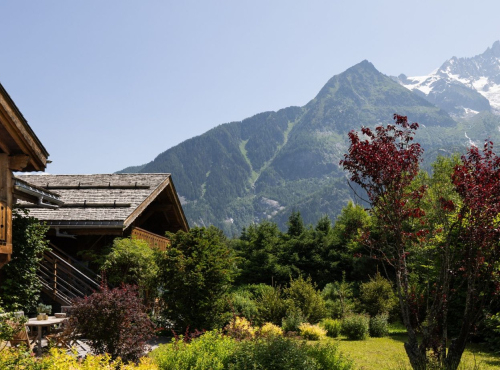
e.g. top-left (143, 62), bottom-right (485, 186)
top-left (322, 273), bottom-right (356, 319)
top-left (287, 211), bottom-right (304, 237)
top-left (285, 276), bottom-right (327, 324)
top-left (157, 226), bottom-right (235, 331)
top-left (0, 210), bottom-right (49, 313)
top-left (233, 221), bottom-right (290, 286)
top-left (359, 272), bottom-right (397, 317)
top-left (100, 237), bottom-right (159, 305)
top-left (342, 115), bottom-right (500, 369)
top-left (327, 202), bottom-right (374, 283)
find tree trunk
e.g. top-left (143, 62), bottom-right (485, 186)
top-left (404, 341), bottom-right (427, 370)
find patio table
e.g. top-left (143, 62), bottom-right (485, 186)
top-left (26, 316), bottom-right (67, 356)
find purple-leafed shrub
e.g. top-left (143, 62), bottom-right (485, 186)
top-left (68, 284), bottom-right (154, 362)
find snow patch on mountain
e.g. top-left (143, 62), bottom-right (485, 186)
top-left (395, 41), bottom-right (500, 118)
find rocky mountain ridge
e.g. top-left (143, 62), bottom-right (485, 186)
top-left (395, 41), bottom-right (500, 118)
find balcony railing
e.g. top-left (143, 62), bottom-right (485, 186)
top-left (131, 227), bottom-right (170, 251)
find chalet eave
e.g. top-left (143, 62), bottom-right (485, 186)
top-left (0, 82), bottom-right (49, 171)
top-left (45, 220), bottom-right (124, 229)
top-left (13, 177), bottom-right (63, 208)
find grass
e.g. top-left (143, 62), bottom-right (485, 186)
top-left (329, 324), bottom-right (500, 370)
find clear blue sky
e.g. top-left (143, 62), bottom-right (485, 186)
top-left (1, 0), bottom-right (499, 174)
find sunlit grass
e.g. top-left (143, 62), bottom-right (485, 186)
top-left (329, 324), bottom-right (500, 370)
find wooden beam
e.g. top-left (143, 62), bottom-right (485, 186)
top-left (0, 154), bottom-right (13, 268)
top-left (0, 86), bottom-right (48, 171)
top-left (8, 154), bottom-right (30, 171)
top-left (0, 253), bottom-right (10, 269)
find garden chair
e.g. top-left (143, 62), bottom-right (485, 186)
top-left (46, 321), bottom-right (82, 351)
top-left (48, 306), bottom-right (73, 335)
top-left (7, 312), bottom-right (35, 351)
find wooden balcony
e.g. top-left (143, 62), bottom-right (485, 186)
top-left (131, 227), bottom-right (170, 251)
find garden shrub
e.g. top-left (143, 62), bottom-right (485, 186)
top-left (305, 342), bottom-right (354, 370)
top-left (0, 306), bottom-right (27, 347)
top-left (298, 323), bottom-right (326, 341)
top-left (151, 330), bottom-right (354, 370)
top-left (228, 336), bottom-right (315, 370)
top-left (481, 312), bottom-right (500, 352)
top-left (228, 290), bottom-right (258, 323)
top-left (101, 237), bottom-right (159, 302)
top-left (359, 272), bottom-right (397, 317)
top-left (0, 347), bottom-right (157, 369)
top-left (322, 274), bottom-right (355, 319)
top-left (369, 313), bottom-right (389, 337)
top-left (259, 322), bottom-right (283, 338)
top-left (151, 330), bottom-right (236, 370)
top-left (281, 306), bottom-right (305, 333)
top-left (285, 276), bottom-right (327, 324)
top-left (0, 210), bottom-right (49, 313)
top-left (320, 318), bottom-right (342, 338)
top-left (68, 284), bottom-right (154, 362)
top-left (157, 226), bottom-right (235, 332)
top-left (255, 285), bottom-right (287, 325)
top-left (341, 314), bottom-right (369, 340)
top-left (229, 335), bottom-right (353, 370)
top-left (225, 316), bottom-right (255, 340)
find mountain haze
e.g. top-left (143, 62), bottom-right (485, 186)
top-left (119, 60), bottom-right (464, 234)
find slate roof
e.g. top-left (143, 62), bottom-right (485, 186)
top-left (15, 174), bottom-right (173, 228)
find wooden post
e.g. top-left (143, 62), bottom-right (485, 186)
top-left (0, 154), bottom-right (12, 268)
top-left (53, 258), bottom-right (57, 301)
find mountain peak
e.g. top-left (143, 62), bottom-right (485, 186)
top-left (488, 40), bottom-right (500, 57)
top-left (395, 42), bottom-right (500, 118)
top-left (350, 59), bottom-right (376, 72)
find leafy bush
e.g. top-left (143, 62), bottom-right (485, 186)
top-left (259, 322), bottom-right (283, 338)
top-left (225, 316), bottom-right (255, 340)
top-left (151, 330), bottom-right (236, 370)
top-left (68, 284), bottom-right (154, 362)
top-left (101, 237), bottom-right (159, 299)
top-left (151, 330), bottom-right (354, 370)
top-left (281, 306), bottom-right (305, 333)
top-left (341, 314), bottom-right (369, 340)
top-left (229, 335), bottom-right (353, 370)
top-left (228, 290), bottom-right (258, 323)
top-left (305, 342), bottom-right (354, 370)
top-left (0, 210), bottom-right (49, 313)
top-left (298, 323), bottom-right (326, 341)
top-left (0, 307), bottom-right (27, 345)
top-left (320, 318), bottom-right (342, 338)
top-left (369, 313), bottom-right (389, 337)
top-left (359, 272), bottom-right (397, 317)
top-left (482, 312), bottom-right (500, 352)
top-left (285, 276), bottom-right (327, 324)
top-left (322, 274), bottom-right (355, 319)
top-left (255, 285), bottom-right (287, 326)
top-left (157, 226), bottom-right (235, 332)
top-left (0, 347), bottom-right (157, 369)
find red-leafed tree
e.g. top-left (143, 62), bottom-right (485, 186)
top-left (341, 115), bottom-right (500, 370)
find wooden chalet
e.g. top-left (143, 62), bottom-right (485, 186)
top-left (0, 82), bottom-right (58, 268)
top-left (16, 173), bottom-right (189, 254)
top-left (16, 173), bottom-right (189, 305)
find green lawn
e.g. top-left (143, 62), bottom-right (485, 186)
top-left (330, 332), bottom-right (500, 370)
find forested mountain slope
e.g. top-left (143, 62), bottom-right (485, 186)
top-left (119, 60), bottom-right (491, 235)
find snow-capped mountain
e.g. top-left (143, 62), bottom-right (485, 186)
top-left (395, 41), bottom-right (500, 118)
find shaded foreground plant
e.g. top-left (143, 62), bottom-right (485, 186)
top-left (150, 329), bottom-right (353, 370)
top-left (0, 347), bottom-right (157, 369)
top-left (68, 284), bottom-right (154, 362)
